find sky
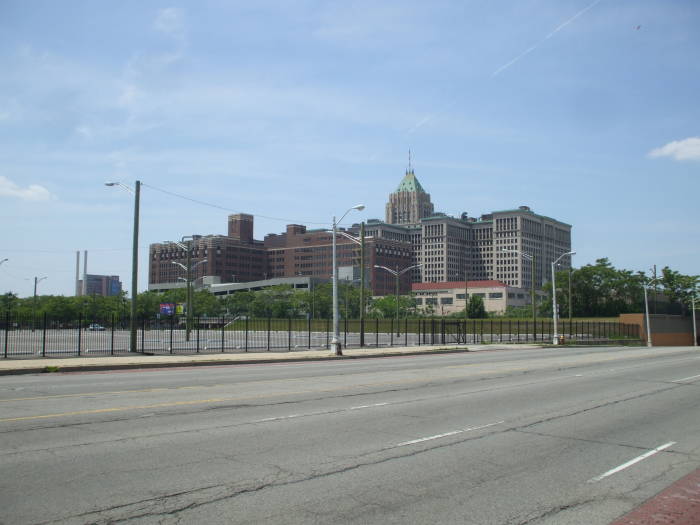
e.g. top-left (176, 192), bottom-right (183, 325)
top-left (1, 0), bottom-right (698, 298)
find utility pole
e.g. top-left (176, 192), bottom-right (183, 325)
top-left (32, 276), bottom-right (47, 332)
top-left (186, 239), bottom-right (193, 341)
top-left (130, 180), bottom-right (140, 352)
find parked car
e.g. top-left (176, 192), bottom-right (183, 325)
top-left (88, 323), bottom-right (106, 331)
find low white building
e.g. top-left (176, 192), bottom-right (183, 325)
top-left (412, 280), bottom-right (533, 315)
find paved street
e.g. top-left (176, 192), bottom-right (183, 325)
top-left (1, 345), bottom-right (699, 524)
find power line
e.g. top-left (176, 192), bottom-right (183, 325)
top-left (143, 183), bottom-right (333, 225)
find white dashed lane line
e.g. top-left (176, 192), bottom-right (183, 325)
top-left (587, 442), bottom-right (677, 483)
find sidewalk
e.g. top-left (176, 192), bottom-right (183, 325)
top-left (0, 344), bottom-right (545, 375)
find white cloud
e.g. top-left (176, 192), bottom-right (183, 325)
top-left (0, 176), bottom-right (52, 201)
top-left (154, 8), bottom-right (185, 38)
top-left (649, 137), bottom-right (700, 162)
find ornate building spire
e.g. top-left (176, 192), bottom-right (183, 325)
top-left (385, 154), bottom-right (434, 224)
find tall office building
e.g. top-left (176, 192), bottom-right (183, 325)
top-left (369, 169), bottom-right (572, 289)
top-left (385, 165), bottom-right (434, 225)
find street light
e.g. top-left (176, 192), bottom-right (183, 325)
top-left (329, 227), bottom-right (374, 346)
top-left (331, 204), bottom-right (365, 355)
top-left (643, 277), bottom-right (662, 347)
top-left (551, 251), bottom-right (576, 345)
top-left (0, 258), bottom-right (8, 266)
top-left (502, 249), bottom-right (536, 338)
top-left (167, 238), bottom-right (207, 342)
top-left (105, 180), bottom-right (140, 353)
top-left (374, 264), bottom-right (422, 335)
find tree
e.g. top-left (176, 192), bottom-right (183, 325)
top-left (0, 292), bottom-right (18, 312)
top-left (467, 295), bottom-right (487, 319)
top-left (222, 290), bottom-right (254, 317)
top-left (367, 294), bottom-right (417, 319)
top-left (660, 267), bottom-right (699, 314)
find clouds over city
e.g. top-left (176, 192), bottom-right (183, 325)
top-left (649, 137), bottom-right (700, 162)
top-left (0, 176), bottom-right (52, 201)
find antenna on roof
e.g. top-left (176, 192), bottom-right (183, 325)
top-left (407, 149), bottom-right (413, 174)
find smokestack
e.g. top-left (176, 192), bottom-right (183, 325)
top-left (75, 251), bottom-right (80, 296)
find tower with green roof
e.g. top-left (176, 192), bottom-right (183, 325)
top-left (385, 153), bottom-right (434, 225)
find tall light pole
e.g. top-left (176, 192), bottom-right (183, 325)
top-left (551, 251), bottom-right (576, 345)
top-left (331, 204), bottom-right (365, 355)
top-left (374, 264), bottom-right (422, 335)
top-left (330, 226), bottom-right (372, 346)
top-left (643, 277), bottom-right (662, 347)
top-left (503, 249), bottom-right (536, 338)
top-left (105, 180), bottom-right (140, 353)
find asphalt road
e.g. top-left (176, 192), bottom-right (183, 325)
top-left (1, 346), bottom-right (699, 524)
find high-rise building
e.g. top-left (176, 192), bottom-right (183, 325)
top-left (148, 163), bottom-right (572, 296)
top-left (385, 167), bottom-right (435, 225)
top-left (149, 214), bottom-right (267, 287)
top-left (369, 168), bottom-right (572, 289)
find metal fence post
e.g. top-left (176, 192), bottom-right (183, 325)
top-left (308, 316), bottom-right (311, 349)
top-left (42, 312), bottom-right (48, 357)
top-left (288, 318), bottom-right (292, 352)
top-left (3, 311), bottom-right (9, 358)
top-left (405, 318), bottom-right (408, 346)
top-left (196, 317), bottom-right (200, 353)
top-left (360, 318), bottom-right (365, 348)
top-left (221, 316), bottom-right (225, 353)
top-left (326, 318), bottom-right (330, 349)
top-left (376, 318), bottom-right (379, 347)
top-left (267, 317), bottom-right (271, 352)
top-left (77, 313), bottom-right (82, 356)
top-left (245, 317), bottom-right (249, 352)
top-left (169, 316), bottom-right (174, 354)
top-left (141, 317), bottom-right (145, 353)
top-left (390, 319), bottom-right (393, 347)
top-left (344, 317), bottom-right (347, 348)
top-left (110, 313), bottom-right (114, 356)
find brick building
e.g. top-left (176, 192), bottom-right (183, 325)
top-left (149, 162), bottom-right (572, 298)
top-left (149, 214), bottom-right (267, 287)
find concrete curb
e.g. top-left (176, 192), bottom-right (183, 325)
top-left (0, 346), bottom-right (478, 376)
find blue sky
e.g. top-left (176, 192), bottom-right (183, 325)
top-left (1, 0), bottom-right (698, 297)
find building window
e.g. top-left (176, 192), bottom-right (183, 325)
top-left (489, 292), bottom-right (503, 299)
top-left (440, 297), bottom-right (453, 305)
top-left (456, 293), bottom-right (466, 299)
top-left (426, 298), bottom-right (437, 305)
